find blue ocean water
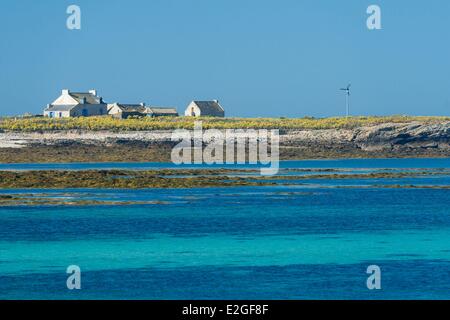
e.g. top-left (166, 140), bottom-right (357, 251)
top-left (1, 159), bottom-right (450, 299)
top-left (1, 157), bottom-right (450, 170)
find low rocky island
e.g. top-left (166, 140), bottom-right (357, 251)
top-left (0, 116), bottom-right (449, 162)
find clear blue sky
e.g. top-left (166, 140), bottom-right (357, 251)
top-left (0, 0), bottom-right (449, 117)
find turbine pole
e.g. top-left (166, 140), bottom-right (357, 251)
top-left (346, 92), bottom-right (349, 117)
top-left (340, 84), bottom-right (351, 117)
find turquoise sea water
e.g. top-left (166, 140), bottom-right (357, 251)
top-left (1, 159), bottom-right (450, 299)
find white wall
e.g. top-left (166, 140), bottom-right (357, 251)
top-left (44, 110), bottom-right (71, 118)
top-left (52, 93), bottom-right (79, 106)
top-left (185, 102), bottom-right (201, 116)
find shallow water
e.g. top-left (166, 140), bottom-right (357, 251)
top-left (1, 159), bottom-right (450, 299)
top-left (1, 157), bottom-right (450, 170)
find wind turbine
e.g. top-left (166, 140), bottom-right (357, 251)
top-left (340, 84), bottom-right (351, 117)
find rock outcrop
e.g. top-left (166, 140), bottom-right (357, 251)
top-left (0, 121), bottom-right (449, 162)
top-left (281, 122), bottom-right (450, 152)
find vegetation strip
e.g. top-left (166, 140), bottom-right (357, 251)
top-left (1, 168), bottom-right (449, 189)
top-left (0, 169), bottom-right (275, 189)
top-left (1, 115), bottom-right (449, 132)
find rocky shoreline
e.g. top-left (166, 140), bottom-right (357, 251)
top-left (1, 121), bottom-right (449, 162)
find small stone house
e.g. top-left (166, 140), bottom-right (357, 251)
top-left (107, 103), bottom-right (147, 119)
top-left (44, 89), bottom-right (107, 118)
top-left (184, 100), bottom-right (225, 117)
top-left (107, 103), bottom-right (179, 118)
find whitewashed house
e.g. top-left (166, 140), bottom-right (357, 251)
top-left (44, 89), bottom-right (107, 118)
top-left (184, 100), bottom-right (225, 117)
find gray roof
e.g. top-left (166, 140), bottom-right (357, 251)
top-left (44, 105), bottom-right (76, 112)
top-left (192, 101), bottom-right (224, 114)
top-left (146, 107), bottom-right (178, 115)
top-left (70, 92), bottom-right (103, 104)
top-left (112, 104), bottom-right (147, 113)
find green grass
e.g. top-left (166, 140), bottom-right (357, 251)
top-left (0, 115), bottom-right (448, 132)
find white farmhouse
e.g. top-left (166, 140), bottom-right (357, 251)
top-left (44, 89), bottom-right (107, 118)
top-left (184, 100), bottom-right (225, 117)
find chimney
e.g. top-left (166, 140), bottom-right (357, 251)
top-left (81, 97), bottom-right (86, 104)
top-left (89, 89), bottom-right (97, 96)
top-left (140, 102), bottom-right (145, 107)
top-left (213, 99), bottom-right (219, 104)
top-left (62, 89), bottom-right (70, 95)
top-left (99, 97), bottom-right (104, 104)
